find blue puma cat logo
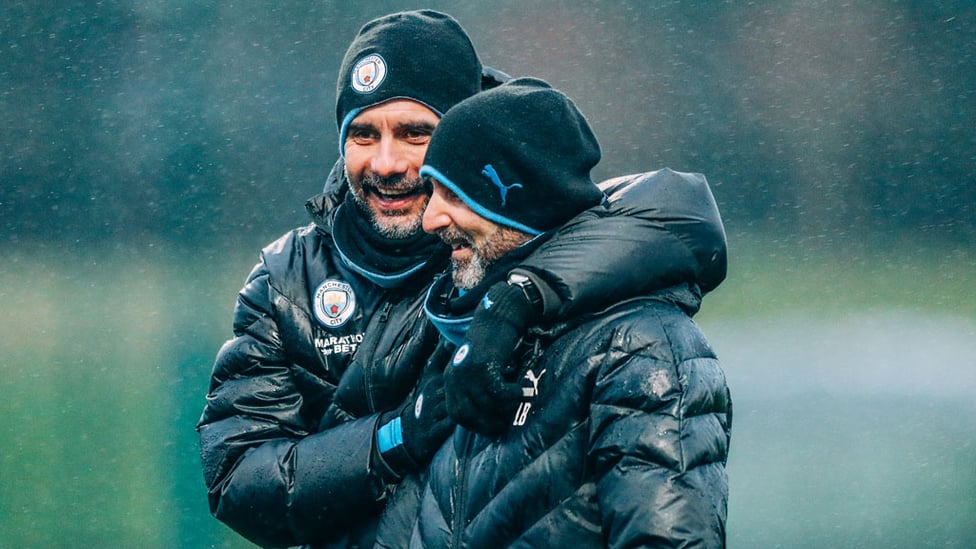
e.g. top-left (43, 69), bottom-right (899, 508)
top-left (481, 164), bottom-right (523, 207)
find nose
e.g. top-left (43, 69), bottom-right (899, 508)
top-left (422, 183), bottom-right (452, 234)
top-left (370, 138), bottom-right (408, 177)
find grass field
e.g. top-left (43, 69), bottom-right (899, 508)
top-left (1, 237), bottom-right (973, 547)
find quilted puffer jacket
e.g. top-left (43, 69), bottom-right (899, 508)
top-left (198, 166), bottom-right (727, 548)
top-left (379, 173), bottom-right (731, 548)
top-left (390, 284), bottom-right (731, 548)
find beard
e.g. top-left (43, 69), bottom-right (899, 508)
top-left (438, 224), bottom-right (531, 290)
top-left (348, 172), bottom-right (430, 239)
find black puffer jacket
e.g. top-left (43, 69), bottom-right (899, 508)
top-left (198, 181), bottom-right (444, 547)
top-left (396, 284), bottom-right (731, 549)
top-left (379, 169), bottom-right (731, 548)
top-left (197, 166), bottom-right (726, 548)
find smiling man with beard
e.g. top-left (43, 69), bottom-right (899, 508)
top-left (197, 10), bottom-right (729, 549)
top-left (342, 101), bottom-right (437, 239)
top-left (198, 14), bottom-right (477, 547)
top-left (402, 77), bottom-right (732, 549)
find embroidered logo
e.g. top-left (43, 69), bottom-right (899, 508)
top-left (351, 54), bottom-right (387, 94)
top-left (522, 368), bottom-right (547, 397)
top-left (313, 279), bottom-right (356, 328)
top-left (481, 164), bottom-right (522, 207)
top-left (452, 343), bottom-right (470, 366)
top-left (513, 368), bottom-right (546, 426)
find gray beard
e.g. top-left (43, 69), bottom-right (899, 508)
top-left (445, 226), bottom-right (533, 290)
top-left (451, 253), bottom-right (490, 290)
top-left (352, 196), bottom-right (423, 239)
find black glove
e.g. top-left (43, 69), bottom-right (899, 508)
top-left (375, 347), bottom-right (453, 477)
top-left (444, 281), bottom-right (540, 436)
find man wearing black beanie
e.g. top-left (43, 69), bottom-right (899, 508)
top-left (403, 77), bottom-right (732, 548)
top-left (198, 10), bottom-right (731, 549)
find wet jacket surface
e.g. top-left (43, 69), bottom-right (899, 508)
top-left (381, 169), bottom-right (732, 548)
top-left (395, 284), bottom-right (731, 548)
top-left (197, 167), bottom-right (728, 548)
top-left (198, 179), bottom-right (442, 547)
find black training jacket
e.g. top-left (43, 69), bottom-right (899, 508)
top-left (374, 170), bottom-right (732, 549)
top-left (390, 284), bottom-right (731, 549)
top-left (198, 166), bottom-right (727, 548)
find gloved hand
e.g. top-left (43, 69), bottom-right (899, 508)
top-left (375, 346), bottom-right (453, 477)
top-left (445, 281), bottom-right (540, 436)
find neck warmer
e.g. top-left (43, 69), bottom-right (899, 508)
top-left (424, 234), bottom-right (545, 344)
top-left (332, 196), bottom-right (448, 289)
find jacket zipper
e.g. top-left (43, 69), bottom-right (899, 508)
top-left (376, 300), bottom-right (392, 323)
top-left (451, 429), bottom-right (475, 548)
top-left (363, 300), bottom-right (394, 412)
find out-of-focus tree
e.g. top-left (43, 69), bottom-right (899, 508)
top-left (1, 1), bottom-right (973, 252)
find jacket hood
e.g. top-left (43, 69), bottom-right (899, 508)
top-left (598, 168), bottom-right (727, 294)
top-left (535, 282), bottom-right (703, 343)
top-left (511, 168), bottom-right (728, 323)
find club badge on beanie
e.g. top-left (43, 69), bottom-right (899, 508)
top-left (335, 10), bottom-right (483, 155)
top-left (420, 77), bottom-right (605, 235)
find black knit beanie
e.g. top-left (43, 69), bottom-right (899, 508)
top-left (336, 10), bottom-right (483, 153)
top-left (420, 77), bottom-right (604, 235)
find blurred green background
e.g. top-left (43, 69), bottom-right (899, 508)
top-left (1, 1), bottom-right (973, 547)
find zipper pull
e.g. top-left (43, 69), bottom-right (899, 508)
top-left (377, 301), bottom-right (393, 323)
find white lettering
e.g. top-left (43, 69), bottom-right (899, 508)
top-left (513, 402), bottom-right (532, 426)
top-left (315, 333), bottom-right (364, 357)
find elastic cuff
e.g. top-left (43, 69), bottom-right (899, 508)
top-left (373, 412), bottom-right (418, 478)
top-left (377, 416), bottom-right (403, 453)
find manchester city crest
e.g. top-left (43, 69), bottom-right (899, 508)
top-left (351, 54), bottom-right (387, 94)
top-left (313, 279), bottom-right (356, 328)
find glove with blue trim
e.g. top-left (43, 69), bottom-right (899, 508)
top-left (375, 346), bottom-right (453, 478)
top-left (444, 281), bottom-right (539, 436)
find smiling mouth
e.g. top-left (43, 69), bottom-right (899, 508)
top-left (374, 186), bottom-right (418, 199)
top-left (371, 177), bottom-right (433, 198)
top-left (366, 185), bottom-right (428, 210)
top-left (438, 229), bottom-right (472, 257)
top-left (358, 173), bottom-right (432, 207)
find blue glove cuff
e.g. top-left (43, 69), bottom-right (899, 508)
top-left (377, 416), bottom-right (404, 453)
